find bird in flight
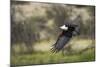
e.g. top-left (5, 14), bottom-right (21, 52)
top-left (51, 20), bottom-right (80, 53)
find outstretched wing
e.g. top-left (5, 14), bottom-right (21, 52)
top-left (51, 36), bottom-right (71, 53)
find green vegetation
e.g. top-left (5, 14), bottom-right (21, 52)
top-left (11, 38), bottom-right (95, 66)
top-left (11, 48), bottom-right (95, 66)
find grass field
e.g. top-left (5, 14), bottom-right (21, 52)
top-left (11, 38), bottom-right (95, 66)
top-left (11, 48), bottom-right (95, 66)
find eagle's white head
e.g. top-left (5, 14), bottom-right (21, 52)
top-left (60, 25), bottom-right (68, 31)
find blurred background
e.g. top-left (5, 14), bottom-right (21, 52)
top-left (11, 1), bottom-right (95, 66)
